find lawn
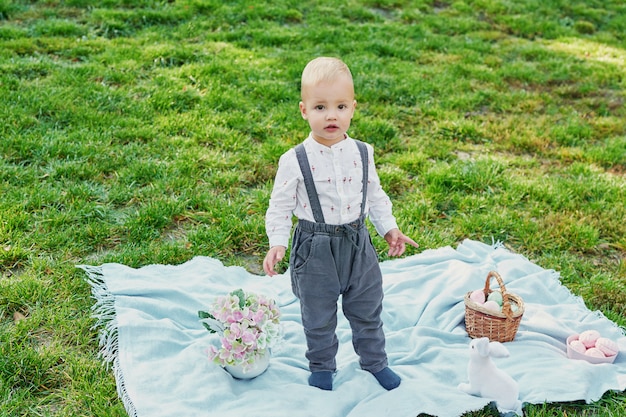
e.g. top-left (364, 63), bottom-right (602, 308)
top-left (1, 0), bottom-right (625, 416)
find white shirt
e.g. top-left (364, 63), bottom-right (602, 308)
top-left (265, 134), bottom-right (398, 248)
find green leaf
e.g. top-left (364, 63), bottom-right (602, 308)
top-left (198, 310), bottom-right (214, 319)
top-left (201, 322), bottom-right (217, 333)
top-left (231, 288), bottom-right (246, 309)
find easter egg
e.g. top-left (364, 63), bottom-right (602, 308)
top-left (579, 330), bottom-right (601, 348)
top-left (470, 289), bottom-right (486, 304)
top-left (483, 300), bottom-right (501, 312)
top-left (585, 347), bottom-right (605, 358)
top-left (487, 291), bottom-right (503, 306)
top-left (595, 337), bottom-right (619, 357)
top-left (569, 339), bottom-right (587, 354)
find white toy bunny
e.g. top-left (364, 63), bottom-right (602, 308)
top-left (458, 337), bottom-right (521, 414)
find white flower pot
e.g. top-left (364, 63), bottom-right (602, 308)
top-left (224, 350), bottom-right (271, 379)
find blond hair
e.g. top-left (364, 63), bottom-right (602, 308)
top-left (300, 57), bottom-right (354, 99)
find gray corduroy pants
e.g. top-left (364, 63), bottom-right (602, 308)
top-left (290, 217), bottom-right (388, 373)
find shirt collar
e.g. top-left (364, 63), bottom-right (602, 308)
top-left (304, 133), bottom-right (353, 151)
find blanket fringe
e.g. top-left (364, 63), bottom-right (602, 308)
top-left (490, 238), bottom-right (505, 250)
top-left (77, 265), bottom-right (139, 417)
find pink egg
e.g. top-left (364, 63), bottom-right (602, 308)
top-left (595, 337), bottom-right (619, 357)
top-left (470, 289), bottom-right (486, 304)
top-left (579, 330), bottom-right (601, 348)
top-left (585, 347), bottom-right (605, 358)
top-left (569, 339), bottom-right (587, 354)
top-left (483, 300), bottom-right (501, 312)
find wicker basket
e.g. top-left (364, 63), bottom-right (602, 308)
top-left (464, 271), bottom-right (524, 342)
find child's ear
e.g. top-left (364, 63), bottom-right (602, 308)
top-left (299, 101), bottom-right (308, 119)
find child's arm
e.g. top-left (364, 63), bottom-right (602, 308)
top-left (264, 150), bottom-right (299, 276)
top-left (263, 245), bottom-right (286, 276)
top-left (384, 228), bottom-right (419, 257)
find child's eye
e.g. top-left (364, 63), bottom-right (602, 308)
top-left (338, 104), bottom-right (349, 110)
top-left (314, 105), bottom-right (325, 110)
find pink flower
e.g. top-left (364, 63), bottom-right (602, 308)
top-left (231, 310), bottom-right (244, 322)
top-left (250, 310), bottom-right (265, 325)
top-left (229, 323), bottom-right (243, 338)
top-left (241, 330), bottom-right (257, 346)
top-left (199, 289), bottom-right (282, 371)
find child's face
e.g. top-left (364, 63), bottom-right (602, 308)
top-left (299, 75), bottom-right (356, 147)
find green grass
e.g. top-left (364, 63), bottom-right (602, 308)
top-left (1, 0), bottom-right (625, 415)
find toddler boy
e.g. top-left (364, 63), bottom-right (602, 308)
top-left (263, 57), bottom-right (418, 391)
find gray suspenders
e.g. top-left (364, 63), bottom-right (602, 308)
top-left (294, 140), bottom-right (369, 224)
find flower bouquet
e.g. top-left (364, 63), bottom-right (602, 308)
top-left (198, 289), bottom-right (281, 377)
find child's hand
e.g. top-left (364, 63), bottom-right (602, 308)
top-left (384, 229), bottom-right (419, 257)
top-left (263, 245), bottom-right (286, 276)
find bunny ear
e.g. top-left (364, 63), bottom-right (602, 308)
top-left (488, 341), bottom-right (510, 358)
top-left (475, 337), bottom-right (490, 357)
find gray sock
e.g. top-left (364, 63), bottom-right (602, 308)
top-left (308, 371), bottom-right (333, 390)
top-left (372, 367), bottom-right (401, 390)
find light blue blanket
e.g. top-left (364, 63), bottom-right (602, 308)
top-left (79, 240), bottom-right (626, 417)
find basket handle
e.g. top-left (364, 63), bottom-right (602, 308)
top-left (483, 271), bottom-right (514, 319)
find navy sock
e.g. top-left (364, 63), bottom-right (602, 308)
top-left (371, 367), bottom-right (401, 390)
top-left (308, 371), bottom-right (333, 391)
